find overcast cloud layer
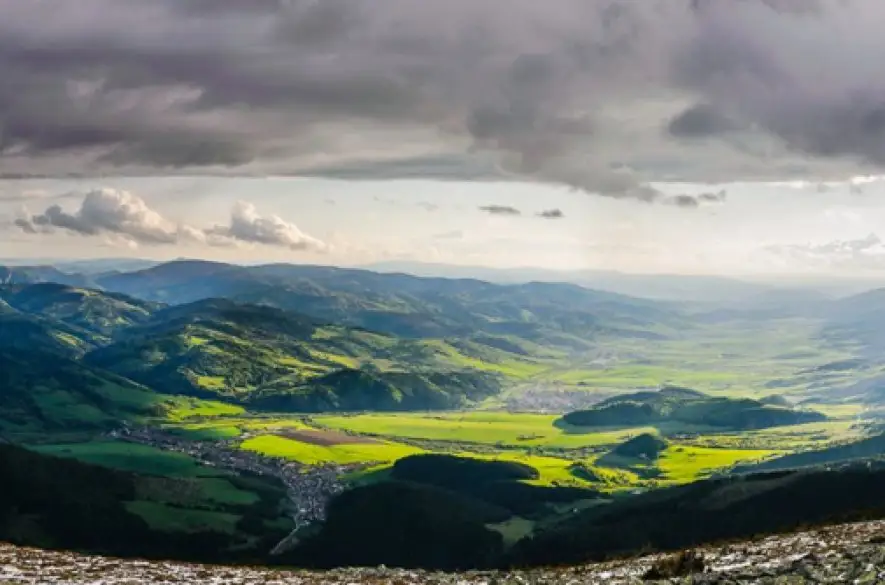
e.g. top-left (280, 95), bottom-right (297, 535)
top-left (1, 0), bottom-right (884, 203)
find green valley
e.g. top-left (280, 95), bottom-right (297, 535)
top-left (4, 260), bottom-right (885, 571)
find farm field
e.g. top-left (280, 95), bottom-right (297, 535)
top-left (239, 433), bottom-right (425, 466)
top-left (313, 412), bottom-right (658, 449)
top-left (32, 440), bottom-right (225, 477)
top-left (217, 408), bottom-right (856, 490)
top-left (654, 445), bottom-right (783, 483)
top-left (29, 439), bottom-right (291, 536)
top-left (311, 411), bottom-right (862, 452)
top-left (125, 501), bottom-right (241, 534)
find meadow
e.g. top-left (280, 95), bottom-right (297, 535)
top-left (33, 440), bottom-right (224, 477)
top-left (313, 412), bottom-right (657, 449)
top-left (31, 439), bottom-right (289, 535)
top-left (213, 406), bottom-right (837, 490)
top-left (239, 434), bottom-right (425, 465)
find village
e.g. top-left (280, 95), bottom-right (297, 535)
top-left (108, 425), bottom-right (371, 543)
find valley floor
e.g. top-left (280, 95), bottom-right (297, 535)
top-left (4, 519), bottom-right (885, 584)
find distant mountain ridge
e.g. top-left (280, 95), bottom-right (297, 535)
top-left (84, 260), bottom-right (684, 345)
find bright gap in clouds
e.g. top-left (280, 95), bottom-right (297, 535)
top-left (2, 176), bottom-right (885, 279)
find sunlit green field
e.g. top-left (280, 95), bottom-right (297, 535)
top-left (315, 412), bottom-right (658, 449)
top-left (654, 445), bottom-right (782, 482)
top-left (164, 398), bottom-right (246, 421)
top-left (240, 434), bottom-right (425, 465)
top-left (683, 420), bottom-right (864, 450)
top-left (223, 409), bottom-right (850, 491)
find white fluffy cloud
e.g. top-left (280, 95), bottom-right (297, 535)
top-left (14, 188), bottom-right (326, 252)
top-left (208, 201), bottom-right (328, 251)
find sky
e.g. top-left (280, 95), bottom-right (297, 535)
top-left (2, 0), bottom-right (885, 278)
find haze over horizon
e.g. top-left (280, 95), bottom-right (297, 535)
top-left (4, 1), bottom-right (885, 278)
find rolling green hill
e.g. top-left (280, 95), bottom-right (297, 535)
top-left (560, 386), bottom-right (827, 431)
top-left (0, 283), bottom-right (158, 336)
top-left (0, 311), bottom-right (97, 357)
top-left (83, 298), bottom-right (503, 409)
top-left (0, 349), bottom-right (174, 438)
top-left (609, 433), bottom-right (668, 459)
top-left (250, 369), bottom-right (501, 412)
top-left (0, 281), bottom-right (522, 418)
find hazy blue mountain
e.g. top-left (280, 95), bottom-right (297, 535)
top-left (364, 261), bottom-right (774, 302)
top-left (0, 283), bottom-right (159, 336)
top-left (0, 264), bottom-right (96, 288)
top-left (91, 260), bottom-right (685, 344)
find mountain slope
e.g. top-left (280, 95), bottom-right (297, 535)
top-left (250, 369), bottom-right (501, 411)
top-left (84, 298), bottom-right (503, 409)
top-left (0, 443), bottom-right (291, 563)
top-left (0, 311), bottom-right (97, 358)
top-left (0, 349), bottom-right (171, 437)
top-left (734, 432), bottom-right (885, 474)
top-left (0, 264), bottom-right (97, 287)
top-left (0, 283), bottom-right (158, 336)
top-left (5, 519), bottom-right (885, 583)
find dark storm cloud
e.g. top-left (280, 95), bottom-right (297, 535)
top-left (675, 0), bottom-right (885, 167)
top-left (662, 189), bottom-right (727, 208)
top-left (1, 0), bottom-right (883, 199)
top-left (537, 209), bottom-right (565, 219)
top-left (479, 205), bottom-right (522, 216)
top-left (668, 104), bottom-right (742, 138)
top-left (697, 190), bottom-right (728, 203)
top-left (665, 195), bottom-right (702, 209)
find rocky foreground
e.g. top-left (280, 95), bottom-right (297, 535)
top-left (4, 520), bottom-right (885, 584)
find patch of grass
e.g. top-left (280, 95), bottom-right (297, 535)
top-left (51, 331), bottom-right (87, 349)
top-left (465, 451), bottom-right (586, 486)
top-left (656, 445), bottom-right (781, 483)
top-left (487, 516), bottom-right (535, 546)
top-left (164, 398), bottom-right (245, 421)
top-left (125, 500), bottom-right (240, 534)
top-left (169, 423), bottom-right (244, 441)
top-left (198, 478), bottom-right (261, 506)
top-left (32, 441), bottom-right (223, 477)
top-left (308, 349), bottom-right (360, 368)
top-left (420, 339), bottom-right (549, 378)
top-left (195, 375), bottom-right (227, 390)
top-left (683, 420), bottom-right (863, 450)
top-left (239, 435), bottom-right (425, 465)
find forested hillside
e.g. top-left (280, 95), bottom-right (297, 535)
top-left (560, 386), bottom-right (826, 430)
top-left (0, 443), bottom-right (290, 563)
